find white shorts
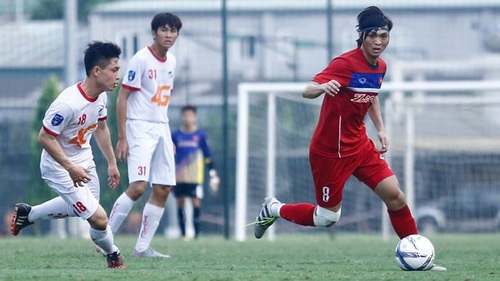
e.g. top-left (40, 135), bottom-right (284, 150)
top-left (126, 119), bottom-right (176, 186)
top-left (41, 165), bottom-right (100, 220)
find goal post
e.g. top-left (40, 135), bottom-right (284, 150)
top-left (236, 80), bottom-right (500, 242)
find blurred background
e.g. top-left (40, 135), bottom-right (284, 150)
top-left (1, 0), bottom-right (500, 239)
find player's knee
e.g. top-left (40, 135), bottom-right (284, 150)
top-left (126, 181), bottom-right (148, 200)
top-left (152, 185), bottom-right (171, 199)
top-left (385, 190), bottom-right (407, 210)
top-left (88, 210), bottom-right (108, 230)
top-left (313, 206), bottom-right (341, 228)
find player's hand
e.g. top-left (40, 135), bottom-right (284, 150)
top-left (116, 138), bottom-right (129, 163)
top-left (378, 130), bottom-right (389, 154)
top-left (67, 164), bottom-right (91, 187)
top-left (322, 80), bottom-right (341, 97)
top-left (209, 169), bottom-right (220, 193)
top-left (108, 164), bottom-right (120, 190)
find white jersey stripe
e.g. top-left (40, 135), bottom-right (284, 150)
top-left (346, 86), bottom-right (381, 93)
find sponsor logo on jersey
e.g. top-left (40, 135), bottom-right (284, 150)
top-left (351, 93), bottom-right (376, 103)
top-left (359, 77), bottom-right (367, 84)
top-left (128, 70), bottom-right (136, 82)
top-left (51, 114), bottom-right (64, 126)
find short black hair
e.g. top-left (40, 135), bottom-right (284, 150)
top-left (356, 6), bottom-right (393, 47)
top-left (151, 12), bottom-right (182, 32)
top-left (84, 41), bottom-right (121, 76)
top-left (181, 105), bottom-right (196, 114)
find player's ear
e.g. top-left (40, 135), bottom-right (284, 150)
top-left (92, 66), bottom-right (100, 77)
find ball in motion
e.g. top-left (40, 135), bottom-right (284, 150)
top-left (395, 234), bottom-right (435, 271)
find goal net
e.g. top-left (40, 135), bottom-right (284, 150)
top-left (235, 81), bottom-right (500, 241)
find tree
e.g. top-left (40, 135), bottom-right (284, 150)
top-left (26, 75), bottom-right (61, 234)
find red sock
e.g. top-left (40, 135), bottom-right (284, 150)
top-left (388, 205), bottom-right (418, 239)
top-left (279, 203), bottom-right (316, 227)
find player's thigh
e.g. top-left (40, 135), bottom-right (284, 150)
top-left (126, 120), bottom-right (158, 184)
top-left (309, 150), bottom-right (357, 208)
top-left (85, 167), bottom-right (100, 201)
top-left (44, 178), bottom-right (99, 220)
top-left (150, 124), bottom-right (176, 186)
top-left (352, 144), bottom-right (395, 191)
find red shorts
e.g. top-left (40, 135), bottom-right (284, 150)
top-left (309, 141), bottom-right (394, 208)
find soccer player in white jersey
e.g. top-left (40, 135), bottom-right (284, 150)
top-left (11, 42), bottom-right (125, 268)
top-left (106, 12), bottom-right (182, 258)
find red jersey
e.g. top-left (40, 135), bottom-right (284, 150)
top-left (310, 48), bottom-right (386, 158)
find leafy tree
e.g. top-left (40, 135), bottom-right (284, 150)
top-left (26, 75), bottom-right (61, 234)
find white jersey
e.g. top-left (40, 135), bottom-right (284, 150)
top-left (122, 46), bottom-right (176, 123)
top-left (41, 82), bottom-right (108, 169)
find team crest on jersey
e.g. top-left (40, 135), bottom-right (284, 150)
top-left (168, 71), bottom-right (173, 78)
top-left (51, 114), bottom-right (64, 126)
top-left (128, 70), bottom-right (136, 82)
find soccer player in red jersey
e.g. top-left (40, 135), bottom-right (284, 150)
top-left (253, 6), bottom-right (445, 271)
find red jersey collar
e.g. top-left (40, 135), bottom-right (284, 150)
top-left (148, 46), bottom-right (167, 62)
top-left (77, 81), bottom-right (98, 102)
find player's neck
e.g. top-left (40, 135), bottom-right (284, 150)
top-left (150, 43), bottom-right (168, 60)
top-left (360, 46), bottom-right (379, 66)
top-left (80, 79), bottom-right (102, 99)
top-left (182, 125), bottom-right (197, 133)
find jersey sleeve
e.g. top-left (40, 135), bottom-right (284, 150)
top-left (171, 130), bottom-right (179, 147)
top-left (42, 101), bottom-right (74, 136)
top-left (199, 130), bottom-right (215, 168)
top-left (311, 57), bottom-right (352, 87)
top-left (122, 55), bottom-right (143, 91)
top-left (99, 93), bottom-right (108, 121)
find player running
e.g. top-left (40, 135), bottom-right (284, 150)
top-left (171, 105), bottom-right (220, 240)
top-left (106, 12), bottom-right (181, 258)
top-left (11, 41), bottom-right (125, 269)
top-left (252, 6), bottom-right (446, 271)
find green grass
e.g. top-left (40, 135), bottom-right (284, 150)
top-left (0, 233), bottom-right (498, 280)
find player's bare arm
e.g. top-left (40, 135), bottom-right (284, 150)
top-left (37, 128), bottom-right (91, 187)
top-left (368, 96), bottom-right (388, 153)
top-left (94, 119), bottom-right (120, 189)
top-left (116, 87), bottom-right (133, 163)
top-left (302, 80), bottom-right (340, 99)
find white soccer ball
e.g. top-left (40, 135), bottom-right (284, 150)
top-left (395, 234), bottom-right (435, 271)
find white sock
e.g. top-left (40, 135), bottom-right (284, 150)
top-left (89, 225), bottom-right (119, 255)
top-left (108, 193), bottom-right (135, 233)
top-left (28, 197), bottom-right (75, 222)
top-left (270, 202), bottom-right (284, 217)
top-left (135, 203), bottom-right (164, 252)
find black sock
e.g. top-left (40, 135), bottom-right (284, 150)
top-left (193, 207), bottom-right (201, 238)
top-left (177, 208), bottom-right (186, 237)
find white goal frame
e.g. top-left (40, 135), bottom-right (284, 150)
top-left (236, 80), bottom-right (500, 242)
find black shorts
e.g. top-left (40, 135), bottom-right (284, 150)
top-left (173, 183), bottom-right (200, 198)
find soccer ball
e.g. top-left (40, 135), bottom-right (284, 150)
top-left (395, 234), bottom-right (435, 271)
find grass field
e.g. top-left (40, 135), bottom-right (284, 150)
top-left (0, 233), bottom-right (498, 280)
